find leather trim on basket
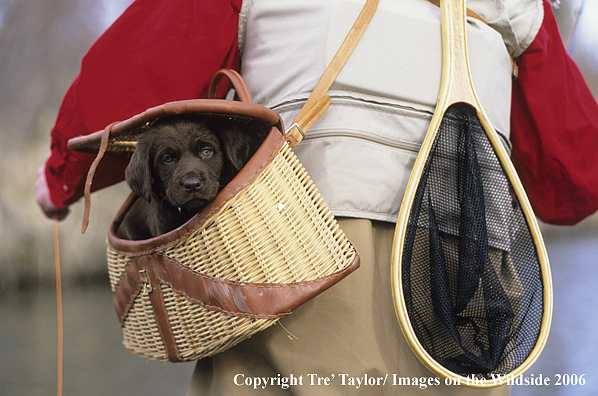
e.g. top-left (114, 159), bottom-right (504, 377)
top-left (67, 99), bottom-right (283, 155)
top-left (141, 255), bottom-right (182, 363)
top-left (113, 249), bottom-right (360, 326)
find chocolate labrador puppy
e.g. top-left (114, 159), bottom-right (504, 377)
top-left (116, 114), bottom-right (259, 240)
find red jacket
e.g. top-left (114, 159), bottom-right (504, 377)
top-left (46, 0), bottom-right (242, 207)
top-left (510, 0), bottom-right (598, 225)
top-left (45, 0), bottom-right (598, 225)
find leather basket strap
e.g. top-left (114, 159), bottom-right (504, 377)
top-left (113, 254), bottom-right (182, 362)
top-left (284, 0), bottom-right (515, 148)
top-left (81, 121), bottom-right (119, 234)
top-left (112, 250), bottom-right (360, 325)
top-left (285, 0), bottom-right (379, 147)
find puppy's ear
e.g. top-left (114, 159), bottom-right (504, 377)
top-left (217, 123), bottom-right (253, 172)
top-left (125, 139), bottom-right (153, 202)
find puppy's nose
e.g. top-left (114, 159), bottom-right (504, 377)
top-left (183, 177), bottom-right (203, 192)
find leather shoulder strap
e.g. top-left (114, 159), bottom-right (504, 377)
top-left (285, 0), bottom-right (379, 147)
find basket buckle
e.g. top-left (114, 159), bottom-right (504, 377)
top-left (139, 270), bottom-right (152, 294)
top-left (285, 123), bottom-right (305, 147)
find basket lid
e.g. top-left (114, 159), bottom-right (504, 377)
top-left (67, 98), bottom-right (284, 156)
top-left (72, 69), bottom-right (286, 234)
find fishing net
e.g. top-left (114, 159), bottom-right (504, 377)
top-left (401, 103), bottom-right (545, 379)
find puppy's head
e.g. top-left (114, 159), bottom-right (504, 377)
top-left (125, 114), bottom-right (253, 209)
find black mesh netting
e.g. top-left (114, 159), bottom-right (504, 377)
top-left (402, 103), bottom-right (544, 379)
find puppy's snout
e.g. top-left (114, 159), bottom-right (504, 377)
top-left (183, 177), bottom-right (203, 192)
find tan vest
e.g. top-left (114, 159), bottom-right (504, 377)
top-left (239, 0), bottom-right (543, 223)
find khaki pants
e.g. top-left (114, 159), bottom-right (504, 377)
top-left (186, 218), bottom-right (511, 395)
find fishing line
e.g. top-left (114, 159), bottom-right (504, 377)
top-left (53, 215), bottom-right (63, 396)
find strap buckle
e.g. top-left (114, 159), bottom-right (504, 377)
top-left (285, 123), bottom-right (306, 147)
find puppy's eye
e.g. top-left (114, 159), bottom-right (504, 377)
top-left (201, 147), bottom-right (214, 158)
top-left (162, 154), bottom-right (174, 163)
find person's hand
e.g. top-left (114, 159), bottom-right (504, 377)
top-left (36, 159), bottom-right (70, 221)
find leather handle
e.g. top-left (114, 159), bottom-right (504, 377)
top-left (285, 0), bottom-right (379, 147)
top-left (208, 68), bottom-right (253, 103)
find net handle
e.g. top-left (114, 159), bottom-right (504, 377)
top-left (426, 0), bottom-right (518, 77)
top-left (391, 0), bottom-right (552, 387)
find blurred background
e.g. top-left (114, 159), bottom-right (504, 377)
top-left (0, 0), bottom-right (597, 395)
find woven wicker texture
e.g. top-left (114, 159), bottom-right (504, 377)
top-left (107, 141), bottom-right (358, 362)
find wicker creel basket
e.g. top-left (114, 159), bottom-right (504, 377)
top-left (68, 70), bottom-right (360, 362)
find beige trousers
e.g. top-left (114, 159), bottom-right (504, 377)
top-left (186, 218), bottom-right (511, 395)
